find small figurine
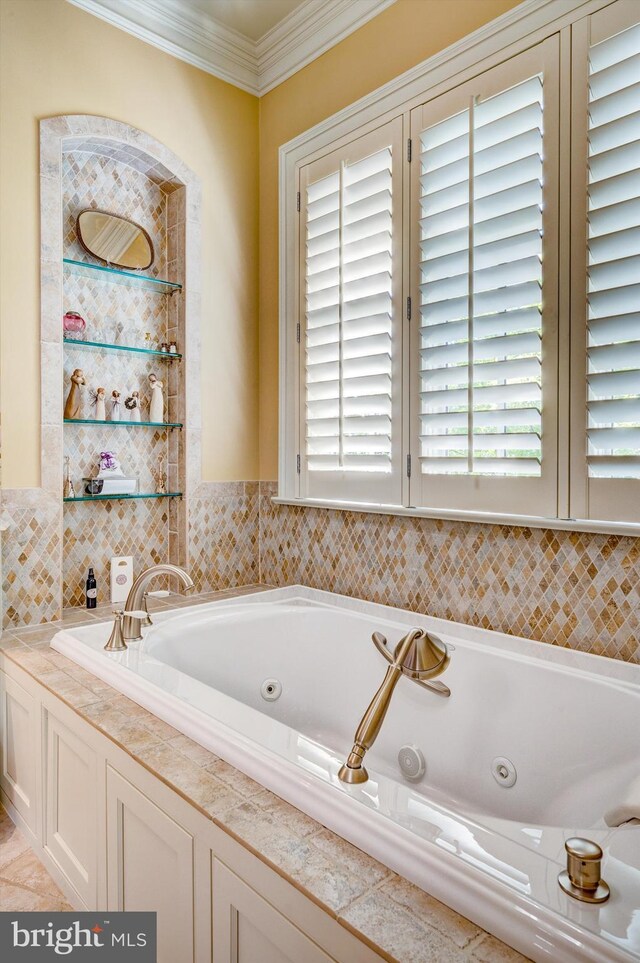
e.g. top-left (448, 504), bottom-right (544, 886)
top-left (169, 340), bottom-right (178, 354)
top-left (153, 455), bottom-right (167, 495)
top-left (148, 373), bottom-right (164, 423)
top-left (125, 391), bottom-right (141, 422)
top-left (63, 455), bottom-right (76, 499)
top-left (110, 390), bottom-right (122, 421)
top-left (91, 386), bottom-right (106, 421)
top-left (64, 368), bottom-right (86, 420)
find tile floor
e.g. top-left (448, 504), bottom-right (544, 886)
top-left (0, 805), bottom-right (73, 911)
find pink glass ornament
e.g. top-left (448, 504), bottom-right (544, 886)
top-left (63, 311), bottom-right (86, 339)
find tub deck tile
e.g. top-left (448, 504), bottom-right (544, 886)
top-left (340, 889), bottom-right (475, 963)
top-left (310, 828), bottom-right (392, 886)
top-left (380, 875), bottom-right (482, 949)
top-left (204, 757), bottom-right (264, 797)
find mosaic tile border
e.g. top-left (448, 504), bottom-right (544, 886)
top-left (0, 489), bottom-right (62, 628)
top-left (188, 481), bottom-right (259, 593)
top-left (258, 482), bottom-right (640, 665)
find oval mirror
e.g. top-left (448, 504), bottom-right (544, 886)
top-left (76, 209), bottom-right (154, 271)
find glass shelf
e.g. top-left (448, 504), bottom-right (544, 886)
top-left (63, 258), bottom-right (182, 294)
top-left (63, 337), bottom-right (182, 360)
top-left (64, 419), bottom-right (183, 429)
top-left (64, 492), bottom-right (182, 503)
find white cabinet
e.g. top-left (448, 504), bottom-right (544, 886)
top-left (0, 669), bottom-right (39, 835)
top-left (212, 859), bottom-right (335, 963)
top-left (44, 708), bottom-right (98, 906)
top-left (106, 766), bottom-right (195, 963)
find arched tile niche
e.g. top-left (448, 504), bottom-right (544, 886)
top-left (34, 115), bottom-right (202, 618)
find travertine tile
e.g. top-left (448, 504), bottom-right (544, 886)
top-left (1, 496), bottom-right (61, 628)
top-left (37, 668), bottom-right (102, 709)
top-left (187, 482), bottom-right (259, 594)
top-left (381, 875), bottom-right (481, 949)
top-left (134, 743), bottom-right (243, 816)
top-left (168, 733), bottom-right (220, 767)
top-left (204, 757), bottom-right (263, 798)
top-left (0, 880), bottom-right (71, 913)
top-left (340, 890), bottom-right (476, 963)
top-left (0, 633), bottom-right (26, 653)
top-left (6, 648), bottom-right (58, 675)
top-left (82, 703), bottom-right (162, 753)
top-left (310, 829), bottom-right (392, 886)
top-left (250, 789), bottom-right (322, 837)
top-left (0, 809), bottom-right (30, 869)
top-left (470, 933), bottom-right (531, 962)
top-left (259, 483), bottom-right (640, 665)
top-left (221, 801), bottom-right (368, 914)
top-left (2, 850), bottom-right (66, 901)
top-left (12, 623), bottom-right (63, 644)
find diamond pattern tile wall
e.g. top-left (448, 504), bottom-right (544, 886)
top-left (4, 477), bottom-right (639, 663)
top-left (63, 151), bottom-right (167, 275)
top-left (258, 483), bottom-right (640, 664)
top-left (63, 498), bottom-right (170, 608)
top-left (2, 502), bottom-right (61, 627)
top-left (188, 483), bottom-right (259, 593)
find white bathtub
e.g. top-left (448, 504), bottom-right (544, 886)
top-left (52, 586), bottom-right (640, 962)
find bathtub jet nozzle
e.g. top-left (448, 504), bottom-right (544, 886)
top-left (338, 627), bottom-right (450, 785)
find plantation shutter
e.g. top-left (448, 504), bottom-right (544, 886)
top-left (571, 0), bottom-right (640, 523)
top-left (410, 39), bottom-right (559, 516)
top-left (299, 120), bottom-right (403, 504)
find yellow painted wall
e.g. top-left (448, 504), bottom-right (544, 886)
top-left (1, 0), bottom-right (521, 488)
top-left (0, 0), bottom-right (259, 487)
top-left (258, 0), bottom-right (521, 479)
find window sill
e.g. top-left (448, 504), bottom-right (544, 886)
top-left (271, 496), bottom-right (640, 538)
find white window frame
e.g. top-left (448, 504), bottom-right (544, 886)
top-left (278, 0), bottom-right (640, 536)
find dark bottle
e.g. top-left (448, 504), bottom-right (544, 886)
top-left (85, 567), bottom-right (97, 609)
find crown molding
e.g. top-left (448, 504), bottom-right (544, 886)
top-left (65, 0), bottom-right (398, 96)
top-left (256, 0), bottom-right (398, 94)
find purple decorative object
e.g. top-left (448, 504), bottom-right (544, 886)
top-left (63, 311), bottom-right (86, 338)
top-left (100, 451), bottom-right (117, 472)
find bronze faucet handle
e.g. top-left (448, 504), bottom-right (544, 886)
top-left (372, 629), bottom-right (425, 663)
top-left (104, 611), bottom-right (127, 652)
top-left (372, 631), bottom-right (394, 663)
top-left (372, 628), bottom-right (449, 680)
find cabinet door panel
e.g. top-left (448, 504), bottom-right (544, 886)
top-left (0, 670), bottom-right (38, 833)
top-left (44, 709), bottom-right (97, 905)
top-left (106, 766), bottom-right (194, 963)
top-left (212, 859), bottom-right (334, 963)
